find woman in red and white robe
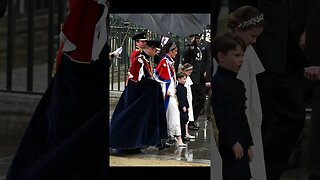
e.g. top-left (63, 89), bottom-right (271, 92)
top-left (154, 42), bottom-right (186, 147)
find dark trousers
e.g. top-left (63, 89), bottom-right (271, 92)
top-left (191, 84), bottom-right (206, 121)
top-left (257, 70), bottom-right (306, 180)
top-left (180, 117), bottom-right (188, 138)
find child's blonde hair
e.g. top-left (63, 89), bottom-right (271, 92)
top-left (181, 63), bottom-right (193, 71)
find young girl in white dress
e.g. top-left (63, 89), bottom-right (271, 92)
top-left (180, 63), bottom-right (196, 140)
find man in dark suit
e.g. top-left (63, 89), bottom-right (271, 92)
top-left (227, 1), bottom-right (307, 179)
top-left (294, 0), bottom-right (320, 179)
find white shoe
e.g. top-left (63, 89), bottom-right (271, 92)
top-left (175, 138), bottom-right (187, 147)
top-left (186, 134), bottom-right (195, 139)
top-left (177, 143), bottom-right (187, 147)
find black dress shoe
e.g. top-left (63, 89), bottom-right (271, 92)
top-left (182, 136), bottom-right (190, 141)
top-left (158, 142), bottom-right (173, 150)
top-left (188, 122), bottom-right (200, 130)
top-left (167, 139), bottom-right (176, 145)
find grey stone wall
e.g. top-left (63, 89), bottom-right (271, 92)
top-left (0, 91), bottom-right (122, 138)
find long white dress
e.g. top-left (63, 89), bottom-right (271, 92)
top-left (164, 76), bottom-right (182, 137)
top-left (184, 76), bottom-right (195, 122)
top-left (237, 45), bottom-right (266, 180)
top-left (154, 56), bottom-right (182, 137)
top-left (211, 46), bottom-right (266, 180)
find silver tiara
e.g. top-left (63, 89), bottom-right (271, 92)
top-left (238, 13), bottom-right (264, 28)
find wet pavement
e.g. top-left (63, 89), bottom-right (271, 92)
top-left (109, 104), bottom-right (311, 180)
top-left (0, 109), bottom-right (310, 179)
top-left (109, 115), bottom-right (212, 166)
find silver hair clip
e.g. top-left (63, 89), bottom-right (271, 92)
top-left (238, 13), bottom-right (264, 28)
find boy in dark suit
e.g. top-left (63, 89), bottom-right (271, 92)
top-left (211, 33), bottom-right (253, 180)
top-left (176, 72), bottom-right (190, 142)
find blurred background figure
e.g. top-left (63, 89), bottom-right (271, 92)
top-left (293, 0), bottom-right (320, 179)
top-left (0, 0), bottom-right (7, 18)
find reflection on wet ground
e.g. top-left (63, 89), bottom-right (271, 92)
top-left (109, 110), bottom-right (311, 180)
top-left (109, 115), bottom-right (211, 166)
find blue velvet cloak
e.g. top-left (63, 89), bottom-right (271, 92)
top-left (109, 77), bottom-right (168, 149)
top-left (5, 54), bottom-right (108, 180)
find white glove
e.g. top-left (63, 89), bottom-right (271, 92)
top-left (112, 47), bottom-right (123, 57)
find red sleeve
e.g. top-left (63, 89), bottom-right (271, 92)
top-left (130, 50), bottom-right (140, 64)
